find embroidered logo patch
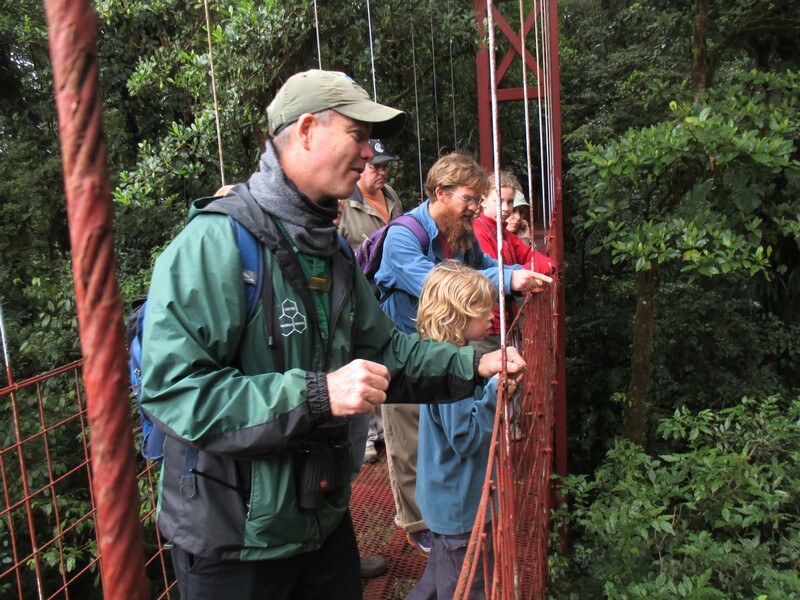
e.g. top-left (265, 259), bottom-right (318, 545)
top-left (279, 299), bottom-right (307, 337)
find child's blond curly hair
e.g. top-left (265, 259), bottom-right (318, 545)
top-left (416, 261), bottom-right (497, 346)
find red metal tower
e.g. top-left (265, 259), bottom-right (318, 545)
top-left (473, 0), bottom-right (567, 511)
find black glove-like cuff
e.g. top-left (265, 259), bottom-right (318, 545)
top-left (306, 372), bottom-right (333, 423)
top-left (473, 349), bottom-right (486, 383)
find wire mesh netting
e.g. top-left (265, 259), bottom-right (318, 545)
top-left (0, 362), bottom-right (176, 599)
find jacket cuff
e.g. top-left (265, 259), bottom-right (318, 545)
top-left (473, 348), bottom-right (486, 383)
top-left (306, 372), bottom-right (333, 423)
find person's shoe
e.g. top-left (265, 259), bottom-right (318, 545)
top-left (360, 555), bottom-right (387, 578)
top-left (406, 529), bottom-right (432, 557)
top-left (363, 444), bottom-right (378, 464)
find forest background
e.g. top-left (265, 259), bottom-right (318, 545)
top-left (1, 0), bottom-right (798, 597)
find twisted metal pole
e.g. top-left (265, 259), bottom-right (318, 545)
top-left (43, 1), bottom-right (149, 597)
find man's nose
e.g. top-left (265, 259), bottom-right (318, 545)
top-left (362, 141), bottom-right (375, 161)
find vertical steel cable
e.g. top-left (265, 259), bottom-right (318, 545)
top-left (0, 302), bottom-right (11, 387)
top-left (487, 3), bottom-right (520, 591)
top-left (411, 12), bottom-right (424, 200)
top-left (366, 0), bottom-right (378, 101)
top-left (532, 0), bottom-right (549, 230)
top-left (518, 0), bottom-right (535, 237)
top-left (44, 0), bottom-right (149, 597)
top-left (428, 0), bottom-right (441, 151)
top-left (487, 4), bottom-right (522, 591)
top-left (541, 0), bottom-right (555, 223)
top-left (313, 0), bottom-right (322, 68)
top-left (486, 0), bottom-right (506, 351)
top-left (203, 0), bottom-right (225, 187)
top-left (447, 0), bottom-right (458, 148)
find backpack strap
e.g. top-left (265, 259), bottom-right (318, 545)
top-left (377, 214), bottom-right (429, 302)
top-left (228, 216), bottom-right (264, 322)
top-left (392, 214), bottom-right (429, 251)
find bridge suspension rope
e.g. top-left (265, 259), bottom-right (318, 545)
top-left (202, 0), bottom-right (225, 187)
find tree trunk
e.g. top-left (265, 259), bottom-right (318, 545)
top-left (625, 267), bottom-right (658, 445)
top-left (691, 0), bottom-right (709, 102)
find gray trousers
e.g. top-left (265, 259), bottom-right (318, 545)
top-left (382, 402), bottom-right (426, 532)
top-left (407, 524), bottom-right (493, 600)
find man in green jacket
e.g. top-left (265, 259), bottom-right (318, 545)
top-left (140, 69), bottom-right (524, 600)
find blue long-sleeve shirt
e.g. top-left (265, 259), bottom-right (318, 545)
top-left (415, 376), bottom-right (498, 535)
top-left (375, 200), bottom-right (519, 333)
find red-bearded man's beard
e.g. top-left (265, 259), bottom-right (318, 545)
top-left (438, 210), bottom-right (474, 255)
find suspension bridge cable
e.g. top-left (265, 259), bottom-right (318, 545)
top-left (428, 0), bottom-right (441, 151)
top-left (485, 3), bottom-right (521, 593)
top-left (45, 0), bottom-right (150, 594)
top-left (532, 0), bottom-right (548, 230)
top-left (366, 0), bottom-right (378, 101)
top-left (411, 12), bottom-right (424, 200)
top-left (486, 0), bottom-right (505, 349)
top-left (203, 0), bottom-right (225, 187)
top-left (518, 0), bottom-right (535, 232)
top-left (0, 301), bottom-right (11, 386)
top-left (313, 0), bottom-right (322, 68)
top-left (447, 0), bottom-right (457, 148)
top-left (542, 0), bottom-right (555, 223)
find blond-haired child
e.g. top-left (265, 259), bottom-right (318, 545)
top-left (408, 261), bottom-right (510, 600)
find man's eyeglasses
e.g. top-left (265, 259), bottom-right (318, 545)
top-left (366, 162), bottom-right (390, 172)
top-left (449, 190), bottom-right (481, 208)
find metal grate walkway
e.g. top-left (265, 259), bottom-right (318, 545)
top-left (353, 446), bottom-right (427, 599)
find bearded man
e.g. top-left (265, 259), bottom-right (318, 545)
top-left (374, 152), bottom-right (550, 554)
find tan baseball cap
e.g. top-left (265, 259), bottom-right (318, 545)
top-left (267, 70), bottom-right (406, 138)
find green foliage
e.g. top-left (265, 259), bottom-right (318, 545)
top-left (559, 0), bottom-right (690, 153)
top-left (550, 395), bottom-right (800, 599)
top-left (574, 70), bottom-right (800, 280)
top-left (5, 264), bottom-right (81, 378)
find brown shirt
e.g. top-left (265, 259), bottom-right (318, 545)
top-left (360, 187), bottom-right (390, 225)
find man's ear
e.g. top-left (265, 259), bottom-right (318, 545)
top-left (433, 186), bottom-right (448, 203)
top-left (295, 113), bottom-right (316, 150)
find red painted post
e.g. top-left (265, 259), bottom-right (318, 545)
top-left (475, 0), bottom-right (494, 169)
top-left (547, 0), bottom-right (568, 491)
top-left (43, 1), bottom-right (150, 597)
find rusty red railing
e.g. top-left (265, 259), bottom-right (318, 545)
top-left (454, 261), bottom-right (560, 600)
top-left (0, 361), bottom-right (176, 599)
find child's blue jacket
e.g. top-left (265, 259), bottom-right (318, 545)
top-left (415, 376), bottom-right (499, 535)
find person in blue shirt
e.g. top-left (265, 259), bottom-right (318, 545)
top-left (374, 153), bottom-right (550, 556)
top-left (408, 261), bottom-right (516, 599)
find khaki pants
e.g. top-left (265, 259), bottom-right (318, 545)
top-left (382, 402), bottom-right (426, 532)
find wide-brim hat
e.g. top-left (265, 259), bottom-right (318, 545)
top-left (268, 70), bottom-right (406, 138)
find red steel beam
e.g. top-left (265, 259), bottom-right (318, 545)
top-left (474, 0), bottom-right (547, 170)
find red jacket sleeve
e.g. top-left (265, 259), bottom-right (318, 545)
top-left (472, 216), bottom-right (499, 260)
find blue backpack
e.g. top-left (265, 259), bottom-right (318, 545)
top-left (355, 214), bottom-right (429, 299)
top-left (128, 216), bottom-right (265, 461)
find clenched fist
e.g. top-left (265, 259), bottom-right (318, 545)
top-left (326, 359), bottom-right (391, 416)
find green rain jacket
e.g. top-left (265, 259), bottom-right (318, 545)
top-left (140, 189), bottom-right (479, 561)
